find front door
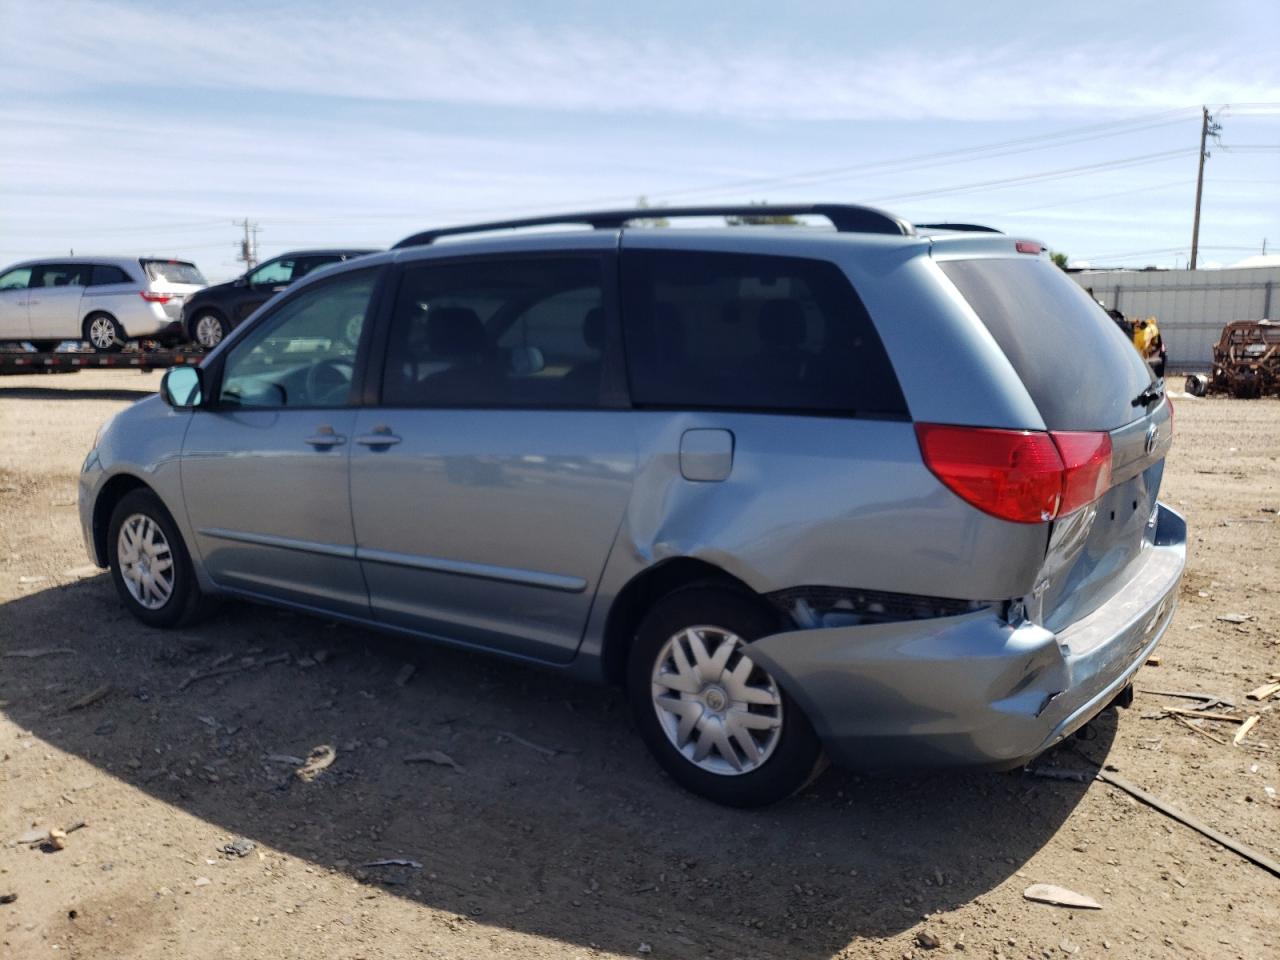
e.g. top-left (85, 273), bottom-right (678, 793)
top-left (180, 267), bottom-right (381, 617)
top-left (349, 249), bottom-right (636, 662)
top-left (27, 263), bottom-right (87, 340)
top-left (0, 265), bottom-right (33, 342)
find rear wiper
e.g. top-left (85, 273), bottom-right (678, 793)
top-left (1131, 383), bottom-right (1164, 407)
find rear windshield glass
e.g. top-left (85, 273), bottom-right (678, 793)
top-left (141, 259), bottom-right (206, 285)
top-left (940, 258), bottom-right (1154, 431)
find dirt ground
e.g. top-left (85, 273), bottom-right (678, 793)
top-left (0, 369), bottom-right (1276, 960)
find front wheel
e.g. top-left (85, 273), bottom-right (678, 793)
top-left (83, 313), bottom-right (125, 353)
top-left (107, 489), bottom-right (208, 628)
top-left (627, 586), bottom-right (825, 807)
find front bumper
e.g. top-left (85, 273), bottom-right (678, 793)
top-left (748, 503), bottom-right (1186, 770)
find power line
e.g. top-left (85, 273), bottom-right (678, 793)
top-left (868, 149), bottom-right (1198, 204)
top-left (642, 107), bottom-right (1203, 204)
top-left (990, 179), bottom-right (1196, 216)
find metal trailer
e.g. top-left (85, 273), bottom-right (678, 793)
top-left (0, 347), bottom-right (204, 375)
top-left (1072, 265), bottom-right (1279, 372)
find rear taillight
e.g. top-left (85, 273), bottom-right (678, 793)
top-left (915, 423), bottom-right (1113, 524)
top-left (140, 291), bottom-right (172, 303)
top-left (1052, 431), bottom-right (1113, 515)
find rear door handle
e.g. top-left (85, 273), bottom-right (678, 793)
top-left (304, 425), bottom-right (346, 448)
top-left (355, 426), bottom-right (401, 448)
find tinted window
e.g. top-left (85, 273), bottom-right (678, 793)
top-left (89, 264), bottom-right (133, 286)
top-left (940, 258), bottom-right (1154, 431)
top-left (381, 257), bottom-right (605, 408)
top-left (218, 269), bottom-right (375, 409)
top-left (0, 267), bottom-right (32, 290)
top-left (141, 260), bottom-right (205, 285)
top-left (621, 250), bottom-right (906, 416)
top-left (32, 263), bottom-right (87, 287)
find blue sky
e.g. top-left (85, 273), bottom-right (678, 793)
top-left (1, 0), bottom-right (1277, 280)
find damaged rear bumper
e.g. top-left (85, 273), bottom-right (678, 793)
top-left (747, 503), bottom-right (1186, 770)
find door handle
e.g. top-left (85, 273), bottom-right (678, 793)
top-left (355, 426), bottom-right (401, 448)
top-left (304, 425), bottom-right (346, 448)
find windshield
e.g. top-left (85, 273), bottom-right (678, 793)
top-left (142, 259), bottom-right (206, 285)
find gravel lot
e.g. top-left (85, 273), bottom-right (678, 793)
top-left (1, 369), bottom-right (1277, 959)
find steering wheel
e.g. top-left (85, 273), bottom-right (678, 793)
top-left (304, 358), bottom-right (353, 405)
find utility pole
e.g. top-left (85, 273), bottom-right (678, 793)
top-left (1189, 106), bottom-right (1221, 270)
top-left (234, 218), bottom-right (260, 271)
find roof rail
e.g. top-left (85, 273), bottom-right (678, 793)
top-left (393, 203), bottom-right (915, 249)
top-left (914, 222), bottom-right (1004, 234)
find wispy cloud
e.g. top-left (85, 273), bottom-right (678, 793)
top-left (4, 2), bottom-right (1278, 122)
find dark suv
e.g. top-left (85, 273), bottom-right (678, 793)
top-left (182, 249), bottom-right (377, 348)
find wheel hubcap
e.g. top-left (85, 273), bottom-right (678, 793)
top-left (195, 315), bottom-right (223, 348)
top-left (116, 513), bottom-right (175, 610)
top-left (89, 317), bottom-right (116, 348)
top-left (650, 625), bottom-right (783, 776)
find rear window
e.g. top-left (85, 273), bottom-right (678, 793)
top-left (940, 258), bottom-right (1154, 431)
top-left (621, 250), bottom-right (907, 417)
top-left (141, 259), bottom-right (206, 285)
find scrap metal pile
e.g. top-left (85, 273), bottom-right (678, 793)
top-left (1185, 319), bottom-right (1280, 398)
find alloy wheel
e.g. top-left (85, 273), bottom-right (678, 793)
top-left (195, 314), bottom-right (224, 348)
top-left (650, 625), bottom-right (783, 775)
top-left (88, 316), bottom-right (118, 349)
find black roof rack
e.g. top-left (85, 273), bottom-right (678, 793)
top-left (393, 203), bottom-right (915, 249)
top-left (913, 222), bottom-right (1004, 234)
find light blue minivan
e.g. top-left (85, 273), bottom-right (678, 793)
top-left (80, 205), bottom-right (1184, 806)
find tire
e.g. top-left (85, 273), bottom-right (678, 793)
top-left (107, 488), bottom-right (209, 628)
top-left (626, 585), bottom-right (825, 807)
top-left (83, 313), bottom-right (125, 353)
top-left (29, 340), bottom-right (61, 353)
top-left (189, 310), bottom-right (229, 350)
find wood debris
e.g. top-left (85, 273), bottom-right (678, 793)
top-left (1245, 682), bottom-right (1280, 701)
top-left (404, 750), bottom-right (462, 772)
top-left (1233, 715), bottom-right (1260, 746)
top-left (1023, 883), bottom-right (1102, 909)
top-left (67, 683), bottom-right (111, 711)
top-left (177, 651), bottom-right (290, 691)
top-left (294, 744), bottom-right (336, 783)
top-left (3, 647), bottom-right (75, 659)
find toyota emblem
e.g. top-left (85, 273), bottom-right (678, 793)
top-left (1144, 423), bottom-right (1159, 455)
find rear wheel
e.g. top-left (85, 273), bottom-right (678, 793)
top-left (83, 313), bottom-right (125, 353)
top-left (190, 311), bottom-right (229, 349)
top-left (29, 340), bottom-right (61, 353)
top-left (107, 489), bottom-right (208, 628)
top-left (627, 586), bottom-right (824, 807)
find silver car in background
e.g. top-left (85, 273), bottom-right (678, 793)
top-left (0, 256), bottom-right (205, 351)
top-left (78, 204), bottom-right (1184, 806)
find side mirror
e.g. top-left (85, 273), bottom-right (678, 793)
top-left (161, 366), bottom-right (203, 408)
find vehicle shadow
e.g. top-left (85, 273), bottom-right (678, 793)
top-left (0, 578), bottom-right (1113, 958)
top-left (0, 386), bottom-right (155, 402)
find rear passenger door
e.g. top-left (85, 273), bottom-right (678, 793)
top-left (349, 245), bottom-right (637, 663)
top-left (28, 263), bottom-right (87, 339)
